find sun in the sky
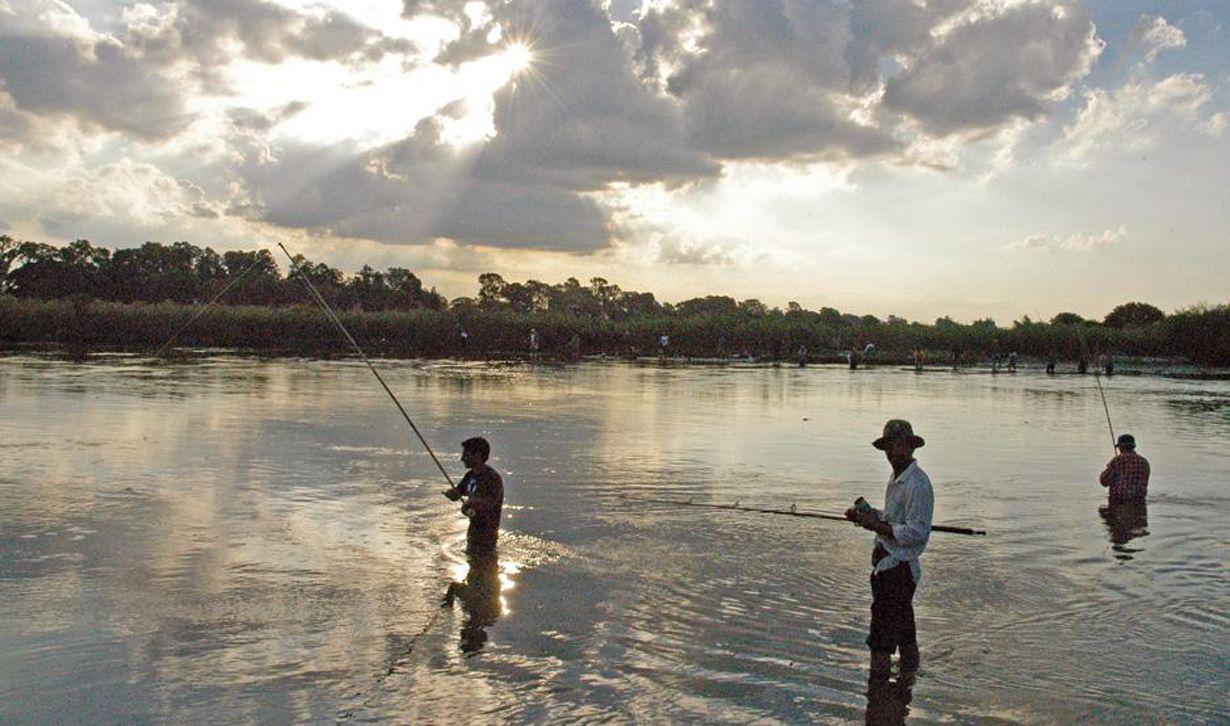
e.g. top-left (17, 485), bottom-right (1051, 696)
top-left (504, 41), bottom-right (534, 76)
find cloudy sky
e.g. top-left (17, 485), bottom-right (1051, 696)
top-left (1, 0), bottom-right (1227, 321)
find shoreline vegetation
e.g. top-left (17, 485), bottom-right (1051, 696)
top-left (2, 238), bottom-right (1228, 368)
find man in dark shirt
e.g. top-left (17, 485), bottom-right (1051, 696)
top-left (1099, 433), bottom-right (1149, 504)
top-left (444, 437), bottom-right (504, 555)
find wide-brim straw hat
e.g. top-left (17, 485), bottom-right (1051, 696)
top-left (872, 419), bottom-right (925, 450)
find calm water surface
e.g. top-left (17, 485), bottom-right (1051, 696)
top-left (1, 355), bottom-right (1227, 723)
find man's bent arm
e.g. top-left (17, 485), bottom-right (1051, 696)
top-left (1099, 459), bottom-right (1117, 488)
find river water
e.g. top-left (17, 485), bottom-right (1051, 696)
top-left (1, 354), bottom-right (1226, 724)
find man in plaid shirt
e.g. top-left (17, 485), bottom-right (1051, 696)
top-left (1099, 433), bottom-right (1150, 503)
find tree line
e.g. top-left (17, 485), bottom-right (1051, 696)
top-left (0, 237), bottom-right (446, 311)
top-left (1, 237), bottom-right (1226, 365)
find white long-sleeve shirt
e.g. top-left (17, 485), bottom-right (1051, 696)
top-left (871, 460), bottom-right (934, 582)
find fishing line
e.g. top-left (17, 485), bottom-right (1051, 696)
top-left (338, 598), bottom-right (454, 721)
top-left (277, 242), bottom-right (456, 489)
top-left (151, 253), bottom-right (268, 358)
top-left (1075, 326), bottom-right (1117, 455)
top-left (620, 494), bottom-right (986, 536)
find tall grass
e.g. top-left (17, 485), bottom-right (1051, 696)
top-left (4, 295), bottom-right (1223, 364)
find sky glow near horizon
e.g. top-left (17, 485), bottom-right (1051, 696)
top-left (0, 0), bottom-right (1227, 323)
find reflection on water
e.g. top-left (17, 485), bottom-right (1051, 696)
top-left (1099, 501), bottom-right (1150, 561)
top-left (443, 555), bottom-right (514, 655)
top-left (865, 675), bottom-right (913, 725)
top-left (1, 354), bottom-right (1228, 723)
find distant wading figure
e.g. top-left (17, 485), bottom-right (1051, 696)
top-left (846, 420), bottom-right (934, 681)
top-left (443, 437), bottom-right (505, 556)
top-left (1099, 434), bottom-right (1149, 505)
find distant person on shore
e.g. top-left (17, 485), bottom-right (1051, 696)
top-left (1102, 354), bottom-right (1115, 376)
top-left (797, 345), bottom-right (808, 367)
top-left (990, 351), bottom-right (1001, 374)
top-left (1078, 356), bottom-right (1089, 374)
top-left (1046, 354), bottom-right (1057, 375)
top-left (458, 328), bottom-right (469, 359)
top-left (1099, 434), bottom-right (1149, 505)
top-left (846, 420), bottom-right (934, 681)
top-left (848, 349), bottom-right (860, 370)
top-left (529, 328), bottom-right (540, 359)
top-left (658, 333), bottom-right (670, 362)
top-left (913, 350), bottom-right (924, 372)
top-left (1008, 351), bottom-right (1018, 372)
top-left (443, 437), bottom-right (504, 556)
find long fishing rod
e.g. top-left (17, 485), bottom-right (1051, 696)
top-left (152, 253), bottom-right (267, 358)
top-left (1075, 326), bottom-right (1116, 455)
top-left (621, 494), bottom-right (986, 536)
top-left (277, 242), bottom-right (456, 489)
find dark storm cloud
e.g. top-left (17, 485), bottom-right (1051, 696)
top-left (474, 0), bottom-right (719, 188)
top-left (228, 101), bottom-right (309, 133)
top-left (882, 1), bottom-right (1102, 135)
top-left (639, 0), bottom-right (1100, 155)
top-left (655, 1), bottom-right (903, 160)
top-left (0, 35), bottom-right (191, 139)
top-left (238, 117), bottom-right (612, 251)
top-left (126, 0), bottom-right (416, 91)
top-left (239, 0), bottom-right (715, 252)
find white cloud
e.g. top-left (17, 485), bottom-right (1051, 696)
top-left (1058, 73), bottom-right (1216, 165)
top-left (1007, 226), bottom-right (1127, 252)
top-left (1198, 112), bottom-right (1229, 138)
top-left (1126, 15), bottom-right (1186, 63)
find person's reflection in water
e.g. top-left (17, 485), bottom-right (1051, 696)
top-left (443, 554), bottom-right (504, 654)
top-left (864, 673), bottom-right (913, 725)
top-left (1099, 501), bottom-right (1149, 560)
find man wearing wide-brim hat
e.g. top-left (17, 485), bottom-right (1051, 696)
top-left (846, 419), bottom-right (935, 680)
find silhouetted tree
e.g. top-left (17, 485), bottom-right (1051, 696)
top-left (1104, 302), bottom-right (1165, 328)
top-left (1050, 312), bottom-right (1086, 326)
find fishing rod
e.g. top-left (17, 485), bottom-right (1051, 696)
top-left (620, 494), bottom-right (986, 536)
top-left (152, 253), bottom-right (267, 358)
top-left (1075, 326), bottom-right (1116, 455)
top-left (277, 242), bottom-right (456, 489)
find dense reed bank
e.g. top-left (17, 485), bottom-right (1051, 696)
top-left (3, 295), bottom-right (1227, 365)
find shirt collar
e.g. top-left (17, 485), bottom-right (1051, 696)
top-left (890, 460), bottom-right (918, 486)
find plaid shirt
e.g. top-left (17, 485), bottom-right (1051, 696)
top-left (1099, 451), bottom-right (1149, 502)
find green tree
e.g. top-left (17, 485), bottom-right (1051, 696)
top-left (1103, 302), bottom-right (1165, 328)
top-left (739, 298), bottom-right (767, 316)
top-left (1050, 312), bottom-right (1086, 326)
top-left (477, 273), bottom-right (508, 309)
top-left (0, 236), bottom-right (27, 292)
top-left (675, 295), bottom-right (737, 317)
